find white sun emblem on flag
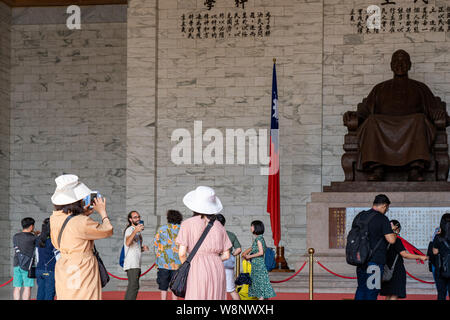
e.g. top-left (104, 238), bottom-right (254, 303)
top-left (272, 98), bottom-right (278, 119)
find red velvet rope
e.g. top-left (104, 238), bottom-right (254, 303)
top-left (140, 263), bottom-right (156, 277)
top-left (316, 260), bottom-right (436, 284)
top-left (107, 263), bottom-right (156, 280)
top-left (405, 270), bottom-right (435, 284)
top-left (0, 277), bottom-right (13, 288)
top-left (270, 260), bottom-right (308, 283)
top-left (1, 261), bottom-right (435, 287)
top-left (0, 264), bottom-right (156, 287)
top-left (315, 260), bottom-right (357, 279)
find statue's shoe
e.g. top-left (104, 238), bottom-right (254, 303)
top-left (368, 167), bottom-right (384, 181)
top-left (408, 168), bottom-right (425, 181)
top-left (367, 172), bottom-right (383, 181)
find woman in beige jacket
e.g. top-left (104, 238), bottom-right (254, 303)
top-left (49, 174), bottom-right (113, 300)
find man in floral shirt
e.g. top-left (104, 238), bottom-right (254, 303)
top-left (153, 210), bottom-right (183, 300)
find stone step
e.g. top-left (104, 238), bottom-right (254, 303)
top-left (111, 256), bottom-right (436, 295)
top-left (114, 273), bottom-right (437, 295)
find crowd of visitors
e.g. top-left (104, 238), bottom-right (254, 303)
top-left (10, 177), bottom-right (450, 301)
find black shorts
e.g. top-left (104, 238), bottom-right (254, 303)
top-left (157, 268), bottom-right (176, 291)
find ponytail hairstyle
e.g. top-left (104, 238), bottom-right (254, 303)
top-left (38, 218), bottom-right (50, 248)
top-left (216, 214), bottom-right (226, 226)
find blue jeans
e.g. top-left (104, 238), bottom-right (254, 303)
top-left (355, 262), bottom-right (384, 300)
top-left (432, 265), bottom-right (438, 287)
top-left (36, 269), bottom-right (55, 300)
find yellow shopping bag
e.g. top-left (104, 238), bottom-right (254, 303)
top-left (236, 259), bottom-right (257, 300)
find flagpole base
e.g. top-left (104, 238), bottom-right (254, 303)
top-left (270, 246), bottom-right (295, 272)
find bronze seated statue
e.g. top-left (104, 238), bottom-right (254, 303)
top-left (342, 50), bottom-right (450, 182)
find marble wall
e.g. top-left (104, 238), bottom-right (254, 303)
top-left (7, 5), bottom-right (128, 278)
top-left (126, 0), bottom-right (158, 273)
top-left (150, 0), bottom-right (323, 263)
top-left (0, 1), bottom-right (11, 279)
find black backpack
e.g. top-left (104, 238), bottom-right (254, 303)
top-left (346, 210), bottom-right (383, 266)
top-left (426, 240), bottom-right (437, 272)
top-left (439, 240), bottom-right (450, 278)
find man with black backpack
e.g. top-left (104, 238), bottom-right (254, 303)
top-left (347, 194), bottom-right (396, 300)
top-left (13, 217), bottom-right (40, 300)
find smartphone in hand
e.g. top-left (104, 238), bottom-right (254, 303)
top-left (83, 191), bottom-right (102, 209)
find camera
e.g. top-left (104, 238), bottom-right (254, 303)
top-left (83, 191), bottom-right (102, 209)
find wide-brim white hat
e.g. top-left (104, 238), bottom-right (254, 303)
top-left (183, 186), bottom-right (223, 215)
top-left (51, 174), bottom-right (92, 206)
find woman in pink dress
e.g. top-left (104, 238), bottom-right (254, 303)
top-left (176, 186), bottom-right (232, 300)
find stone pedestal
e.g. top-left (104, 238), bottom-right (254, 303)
top-left (323, 181), bottom-right (450, 192)
top-left (306, 191), bottom-right (450, 279)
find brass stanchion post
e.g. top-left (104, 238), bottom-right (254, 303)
top-left (308, 248), bottom-right (315, 300)
top-left (235, 254), bottom-right (241, 279)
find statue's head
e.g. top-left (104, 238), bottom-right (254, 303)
top-left (390, 50), bottom-right (411, 76)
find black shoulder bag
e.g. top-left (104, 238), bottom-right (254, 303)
top-left (27, 248), bottom-right (37, 279)
top-left (382, 244), bottom-right (399, 282)
top-left (58, 215), bottom-right (110, 288)
top-left (93, 244), bottom-right (110, 288)
top-left (169, 216), bottom-right (216, 298)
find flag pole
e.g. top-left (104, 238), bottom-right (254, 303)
top-left (269, 57), bottom-right (293, 272)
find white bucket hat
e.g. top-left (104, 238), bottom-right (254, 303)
top-left (183, 186), bottom-right (223, 215)
top-left (51, 174), bottom-right (92, 206)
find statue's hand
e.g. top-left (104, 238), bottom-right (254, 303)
top-left (343, 111), bottom-right (357, 128)
top-left (431, 109), bottom-right (446, 122)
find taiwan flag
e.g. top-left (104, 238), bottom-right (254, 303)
top-left (267, 59), bottom-right (280, 247)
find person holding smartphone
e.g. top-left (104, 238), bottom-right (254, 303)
top-left (49, 174), bottom-right (113, 300)
top-left (123, 210), bottom-right (149, 300)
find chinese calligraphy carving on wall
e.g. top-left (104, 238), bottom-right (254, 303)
top-left (204, 0), bottom-right (249, 11)
top-left (329, 208), bottom-right (346, 249)
top-left (350, 5), bottom-right (450, 34)
top-left (181, 11), bottom-right (272, 39)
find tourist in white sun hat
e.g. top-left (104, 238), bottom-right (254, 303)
top-left (49, 174), bottom-right (113, 300)
top-left (175, 186), bottom-right (232, 300)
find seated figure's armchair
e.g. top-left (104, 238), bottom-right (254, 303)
top-left (342, 96), bottom-right (449, 182)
